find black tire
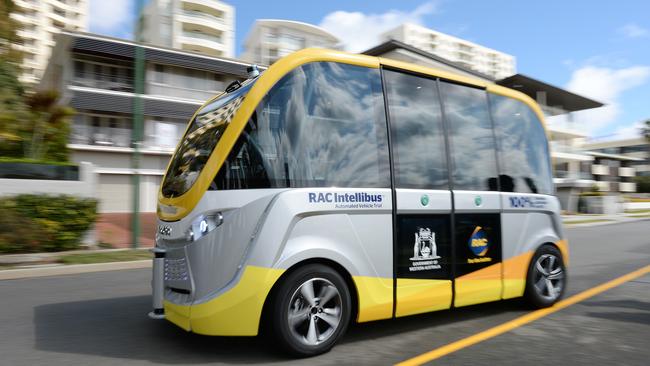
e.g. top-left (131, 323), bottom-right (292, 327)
top-left (524, 245), bottom-right (567, 308)
top-left (267, 264), bottom-right (351, 357)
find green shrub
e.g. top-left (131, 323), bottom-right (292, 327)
top-left (634, 176), bottom-right (650, 193)
top-left (0, 194), bottom-right (97, 253)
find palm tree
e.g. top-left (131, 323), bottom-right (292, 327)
top-left (23, 90), bottom-right (75, 161)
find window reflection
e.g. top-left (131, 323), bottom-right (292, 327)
top-left (384, 70), bottom-right (448, 190)
top-left (490, 95), bottom-right (553, 195)
top-left (213, 62), bottom-right (390, 189)
top-left (442, 82), bottom-right (499, 191)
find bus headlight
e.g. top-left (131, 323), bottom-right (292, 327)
top-left (186, 212), bottom-right (223, 242)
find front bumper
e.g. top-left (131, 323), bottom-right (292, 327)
top-left (160, 265), bottom-right (284, 336)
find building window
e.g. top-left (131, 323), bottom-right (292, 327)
top-left (94, 64), bottom-right (102, 81)
top-left (109, 67), bottom-right (118, 82)
top-left (154, 64), bottom-right (165, 83)
top-left (74, 61), bottom-right (86, 79)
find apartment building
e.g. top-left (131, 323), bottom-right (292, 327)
top-left (241, 19), bottom-right (341, 65)
top-left (10, 0), bottom-right (88, 85)
top-left (39, 31), bottom-right (259, 215)
top-left (139, 0), bottom-right (235, 58)
top-left (585, 138), bottom-right (650, 177)
top-left (380, 23), bottom-right (516, 79)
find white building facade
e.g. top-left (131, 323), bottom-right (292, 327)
top-left (139, 0), bottom-right (235, 58)
top-left (381, 23), bottom-right (516, 79)
top-left (40, 31), bottom-right (259, 214)
top-left (241, 19), bottom-right (341, 65)
top-left (10, 0), bottom-right (88, 85)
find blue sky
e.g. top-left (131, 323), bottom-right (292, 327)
top-left (89, 0), bottom-right (650, 140)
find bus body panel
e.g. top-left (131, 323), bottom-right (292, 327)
top-left (393, 189), bottom-right (454, 317)
top-left (153, 48), bottom-right (569, 337)
top-left (501, 194), bottom-right (565, 298)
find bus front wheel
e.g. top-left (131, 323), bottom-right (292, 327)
top-left (524, 245), bottom-right (566, 308)
top-left (268, 263), bottom-right (352, 357)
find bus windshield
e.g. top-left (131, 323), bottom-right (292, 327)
top-left (161, 79), bottom-right (256, 198)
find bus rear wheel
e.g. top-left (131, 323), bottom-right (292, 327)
top-left (524, 245), bottom-right (566, 308)
top-left (268, 264), bottom-right (351, 357)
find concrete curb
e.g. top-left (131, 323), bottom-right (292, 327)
top-left (0, 260), bottom-right (151, 280)
top-left (564, 217), bottom-right (650, 228)
top-left (0, 247), bottom-right (152, 265)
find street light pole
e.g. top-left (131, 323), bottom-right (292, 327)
top-left (131, 0), bottom-right (145, 249)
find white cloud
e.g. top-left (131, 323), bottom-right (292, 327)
top-left (89, 0), bottom-right (135, 39)
top-left (319, 1), bottom-right (439, 52)
top-left (557, 65), bottom-right (650, 136)
top-left (617, 23), bottom-right (649, 38)
top-left (612, 121), bottom-right (645, 140)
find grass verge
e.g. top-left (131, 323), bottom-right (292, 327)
top-left (625, 209), bottom-right (650, 214)
top-left (626, 214), bottom-right (650, 218)
top-left (58, 250), bottom-right (151, 265)
top-left (564, 219), bottom-right (614, 225)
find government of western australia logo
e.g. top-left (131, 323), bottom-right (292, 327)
top-left (409, 227), bottom-right (441, 272)
top-left (467, 226), bottom-right (492, 263)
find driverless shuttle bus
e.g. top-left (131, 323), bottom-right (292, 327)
top-left (150, 48), bottom-right (568, 356)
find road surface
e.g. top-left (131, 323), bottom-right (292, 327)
top-left (1, 220), bottom-right (649, 365)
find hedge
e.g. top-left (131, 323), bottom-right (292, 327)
top-left (0, 194), bottom-right (98, 253)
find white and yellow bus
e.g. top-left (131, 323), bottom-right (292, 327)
top-left (150, 48), bottom-right (568, 356)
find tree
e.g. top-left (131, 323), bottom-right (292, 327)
top-left (0, 1), bottom-right (75, 162)
top-left (642, 119), bottom-right (650, 143)
top-left (23, 90), bottom-right (75, 161)
top-left (0, 58), bottom-right (27, 157)
top-left (0, 0), bottom-right (22, 65)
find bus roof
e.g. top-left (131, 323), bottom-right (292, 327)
top-left (269, 48), bottom-right (546, 126)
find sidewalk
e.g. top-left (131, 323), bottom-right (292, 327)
top-left (562, 211), bottom-right (650, 227)
top-left (0, 248), bottom-right (150, 266)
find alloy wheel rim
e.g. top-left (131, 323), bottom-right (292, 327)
top-left (287, 278), bottom-right (342, 346)
top-left (533, 253), bottom-right (565, 301)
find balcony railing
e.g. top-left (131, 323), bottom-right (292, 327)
top-left (182, 31), bottom-right (222, 44)
top-left (180, 9), bottom-right (224, 24)
top-left (146, 82), bottom-right (217, 101)
top-left (70, 127), bottom-right (131, 148)
top-left (619, 167), bottom-right (636, 177)
top-left (554, 170), bottom-right (593, 180)
top-left (72, 72), bottom-right (133, 92)
top-left (619, 182), bottom-right (637, 192)
top-left (592, 164), bottom-right (609, 176)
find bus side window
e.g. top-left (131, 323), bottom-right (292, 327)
top-left (440, 82), bottom-right (499, 191)
top-left (213, 62), bottom-right (390, 190)
top-left (489, 95), bottom-right (553, 195)
top-left (383, 69), bottom-right (448, 189)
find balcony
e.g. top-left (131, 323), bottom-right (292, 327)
top-left (619, 182), bottom-right (637, 192)
top-left (595, 181), bottom-right (610, 191)
top-left (180, 9), bottom-right (224, 25)
top-left (591, 164), bottom-right (609, 176)
top-left (72, 72), bottom-right (133, 92)
top-left (554, 170), bottom-right (593, 180)
top-left (618, 167), bottom-right (636, 177)
top-left (146, 82), bottom-right (217, 102)
top-left (70, 126), bottom-right (132, 148)
top-left (180, 31), bottom-right (224, 56)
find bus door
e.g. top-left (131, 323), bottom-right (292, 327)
top-left (439, 80), bottom-right (503, 308)
top-left (383, 69), bottom-right (453, 317)
top-left (489, 93), bottom-right (557, 299)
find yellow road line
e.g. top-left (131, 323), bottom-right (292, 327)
top-left (396, 264), bottom-right (650, 366)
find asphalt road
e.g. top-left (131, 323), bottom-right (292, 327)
top-left (1, 220), bottom-right (649, 366)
